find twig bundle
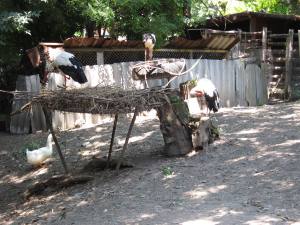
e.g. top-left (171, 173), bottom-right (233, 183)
top-left (14, 86), bottom-right (170, 115)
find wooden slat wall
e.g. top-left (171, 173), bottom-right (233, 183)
top-left (10, 75), bottom-right (47, 134)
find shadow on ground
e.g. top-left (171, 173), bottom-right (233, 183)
top-left (0, 103), bottom-right (300, 225)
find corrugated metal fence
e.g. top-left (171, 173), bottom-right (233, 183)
top-left (11, 59), bottom-right (267, 132)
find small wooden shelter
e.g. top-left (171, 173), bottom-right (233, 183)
top-left (191, 11), bottom-right (300, 35)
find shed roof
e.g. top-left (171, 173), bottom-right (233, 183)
top-left (165, 35), bottom-right (239, 50)
top-left (62, 34), bottom-right (239, 51)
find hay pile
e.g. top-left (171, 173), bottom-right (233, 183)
top-left (24, 86), bottom-right (169, 114)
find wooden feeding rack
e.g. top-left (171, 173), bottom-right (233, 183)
top-left (12, 86), bottom-right (169, 174)
top-left (132, 59), bottom-right (186, 81)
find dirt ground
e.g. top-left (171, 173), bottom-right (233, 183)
top-left (0, 101), bottom-right (300, 225)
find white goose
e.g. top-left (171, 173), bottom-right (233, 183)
top-left (26, 134), bottom-right (53, 166)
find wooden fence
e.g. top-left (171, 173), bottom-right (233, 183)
top-left (10, 75), bottom-right (47, 134)
top-left (10, 58), bottom-right (268, 133)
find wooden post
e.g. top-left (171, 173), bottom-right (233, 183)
top-left (96, 52), bottom-right (104, 65)
top-left (262, 27), bottom-right (268, 62)
top-left (116, 108), bottom-right (138, 174)
top-left (43, 107), bottom-right (69, 174)
top-left (237, 29), bottom-right (242, 57)
top-left (285, 29), bottom-right (294, 99)
top-left (106, 113), bottom-right (118, 168)
top-left (298, 30), bottom-right (300, 58)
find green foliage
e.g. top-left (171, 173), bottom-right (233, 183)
top-left (0, 11), bottom-right (39, 34)
top-left (0, 0), bottom-right (299, 81)
top-left (188, 0), bottom-right (227, 26)
top-left (225, 0), bottom-right (248, 14)
top-left (111, 0), bottom-right (185, 46)
top-left (66, 0), bottom-right (114, 29)
top-left (0, 10), bottom-right (40, 64)
top-left (189, 0), bottom-right (297, 26)
top-left (243, 0), bottom-right (291, 14)
top-left (162, 166), bottom-right (174, 176)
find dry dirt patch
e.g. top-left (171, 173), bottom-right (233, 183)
top-left (0, 102), bottom-right (300, 225)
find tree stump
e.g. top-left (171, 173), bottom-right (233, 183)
top-left (156, 92), bottom-right (193, 156)
top-left (189, 117), bottom-right (219, 150)
top-left (156, 90), bottom-right (219, 156)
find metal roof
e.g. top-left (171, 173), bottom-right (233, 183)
top-left (164, 35), bottom-right (239, 51)
top-left (63, 34), bottom-right (239, 51)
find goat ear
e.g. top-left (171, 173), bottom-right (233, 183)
top-left (26, 47), bottom-right (40, 68)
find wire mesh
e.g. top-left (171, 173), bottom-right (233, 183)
top-left (67, 49), bottom-right (227, 66)
top-left (104, 50), bottom-right (144, 64)
top-left (68, 51), bottom-right (97, 66)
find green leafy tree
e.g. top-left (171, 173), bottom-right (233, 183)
top-left (110, 0), bottom-right (185, 46)
top-left (66, 0), bottom-right (114, 37)
top-left (0, 1), bottom-right (39, 65)
top-left (243, 0), bottom-right (291, 14)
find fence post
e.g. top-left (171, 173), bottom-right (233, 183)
top-left (97, 51), bottom-right (104, 65)
top-left (285, 29), bottom-right (294, 99)
top-left (238, 29), bottom-right (242, 57)
top-left (262, 27), bottom-right (267, 62)
top-left (298, 30), bottom-right (300, 57)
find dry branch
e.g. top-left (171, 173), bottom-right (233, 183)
top-left (23, 174), bottom-right (93, 199)
top-left (11, 86), bottom-right (170, 115)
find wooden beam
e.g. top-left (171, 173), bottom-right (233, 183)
top-left (42, 107), bottom-right (69, 174)
top-left (106, 114), bottom-right (118, 168)
top-left (298, 30), bottom-right (300, 58)
top-left (116, 108), bottom-right (138, 174)
top-left (66, 47), bottom-right (228, 54)
top-left (285, 29), bottom-right (294, 100)
top-left (262, 27), bottom-right (268, 62)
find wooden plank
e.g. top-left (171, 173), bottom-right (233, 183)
top-left (106, 114), bottom-right (118, 168)
top-left (36, 76), bottom-right (47, 132)
top-left (10, 76), bottom-right (30, 134)
top-left (262, 27), bottom-right (267, 62)
top-left (116, 108), bottom-right (138, 174)
top-left (17, 76), bottom-right (27, 134)
top-left (285, 29), bottom-right (294, 99)
top-left (43, 107), bottom-right (69, 174)
top-left (298, 30), bottom-right (300, 58)
top-left (30, 75), bottom-right (38, 133)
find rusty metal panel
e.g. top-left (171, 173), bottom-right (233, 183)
top-left (63, 35), bottom-right (239, 51)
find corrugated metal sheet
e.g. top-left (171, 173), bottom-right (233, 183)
top-left (170, 59), bottom-right (267, 106)
top-left (47, 59), bottom-right (267, 130)
top-left (164, 36), bottom-right (239, 50)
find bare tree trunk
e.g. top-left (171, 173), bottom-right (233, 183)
top-left (183, 0), bottom-right (191, 18)
top-left (86, 22), bottom-right (95, 38)
top-left (156, 94), bottom-right (193, 156)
